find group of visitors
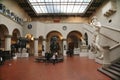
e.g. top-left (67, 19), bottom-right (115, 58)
top-left (45, 51), bottom-right (58, 65)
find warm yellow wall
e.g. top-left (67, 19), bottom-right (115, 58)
top-left (32, 16), bottom-right (89, 23)
top-left (1, 0), bottom-right (31, 20)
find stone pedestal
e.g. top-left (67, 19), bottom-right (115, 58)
top-left (80, 45), bottom-right (88, 57)
top-left (88, 51), bottom-right (95, 59)
top-left (16, 53), bottom-right (29, 58)
top-left (74, 48), bottom-right (80, 55)
top-left (103, 46), bottom-right (111, 67)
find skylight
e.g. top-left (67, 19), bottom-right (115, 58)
top-left (28, 0), bottom-right (92, 15)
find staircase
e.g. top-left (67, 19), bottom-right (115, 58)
top-left (98, 59), bottom-right (120, 80)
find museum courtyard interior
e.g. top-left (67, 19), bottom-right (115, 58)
top-left (0, 0), bottom-right (120, 80)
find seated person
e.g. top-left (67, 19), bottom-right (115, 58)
top-left (45, 52), bottom-right (52, 62)
top-left (52, 54), bottom-right (56, 64)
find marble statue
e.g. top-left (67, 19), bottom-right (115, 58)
top-left (91, 16), bottom-right (101, 43)
top-left (90, 16), bottom-right (104, 59)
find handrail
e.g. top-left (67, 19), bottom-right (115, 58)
top-left (83, 24), bottom-right (119, 43)
top-left (102, 25), bottom-right (120, 33)
top-left (109, 43), bottom-right (120, 51)
top-left (100, 33), bottom-right (119, 43)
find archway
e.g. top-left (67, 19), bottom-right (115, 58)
top-left (84, 32), bottom-right (88, 45)
top-left (46, 31), bottom-right (63, 55)
top-left (67, 31), bottom-right (82, 55)
top-left (25, 34), bottom-right (34, 56)
top-left (11, 29), bottom-right (21, 44)
top-left (0, 24), bottom-right (9, 50)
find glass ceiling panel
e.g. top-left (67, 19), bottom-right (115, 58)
top-left (73, 5), bottom-right (80, 13)
top-left (46, 5), bottom-right (53, 13)
top-left (67, 5), bottom-right (74, 13)
top-left (28, 0), bottom-right (92, 14)
top-left (53, 0), bottom-right (60, 2)
top-left (61, 5), bottom-right (67, 13)
top-left (79, 5), bottom-right (88, 13)
top-left (61, 0), bottom-right (69, 2)
top-left (33, 6), bottom-right (42, 13)
top-left (56, 5), bottom-right (60, 13)
top-left (36, 0), bottom-right (44, 2)
top-left (29, 0), bottom-right (36, 2)
top-left (40, 6), bottom-right (47, 13)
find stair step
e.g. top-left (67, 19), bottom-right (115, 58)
top-left (116, 62), bottom-right (120, 64)
top-left (115, 62), bottom-right (120, 64)
top-left (98, 68), bottom-right (120, 80)
top-left (103, 67), bottom-right (120, 77)
top-left (113, 64), bottom-right (120, 68)
top-left (110, 66), bottom-right (120, 72)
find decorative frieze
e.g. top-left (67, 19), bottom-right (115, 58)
top-left (0, 3), bottom-right (24, 25)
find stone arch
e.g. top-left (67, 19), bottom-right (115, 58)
top-left (0, 24), bottom-right (9, 50)
top-left (46, 31), bottom-right (63, 54)
top-left (67, 30), bottom-right (82, 49)
top-left (11, 28), bottom-right (21, 44)
top-left (84, 32), bottom-right (88, 45)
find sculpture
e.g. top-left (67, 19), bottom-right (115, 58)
top-left (91, 16), bottom-right (101, 43)
top-left (44, 36), bottom-right (60, 62)
top-left (50, 36), bottom-right (60, 54)
top-left (11, 37), bottom-right (28, 53)
top-left (90, 16), bottom-right (104, 59)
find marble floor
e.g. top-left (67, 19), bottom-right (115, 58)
top-left (0, 56), bottom-right (111, 80)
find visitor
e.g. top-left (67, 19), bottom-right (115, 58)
top-left (52, 53), bottom-right (56, 65)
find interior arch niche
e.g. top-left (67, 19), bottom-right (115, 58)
top-left (11, 29), bottom-right (21, 44)
top-left (0, 24), bottom-right (9, 50)
top-left (84, 32), bottom-right (88, 45)
top-left (46, 31), bottom-right (63, 55)
top-left (67, 31), bottom-right (82, 52)
top-left (25, 33), bottom-right (34, 56)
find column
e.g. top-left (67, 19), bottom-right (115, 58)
top-left (42, 38), bottom-right (46, 56)
top-left (63, 39), bottom-right (67, 56)
top-left (103, 46), bottom-right (111, 67)
top-left (5, 35), bottom-right (12, 51)
top-left (34, 38), bottom-right (38, 56)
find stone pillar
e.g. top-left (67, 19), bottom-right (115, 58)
top-left (103, 46), bottom-right (110, 67)
top-left (34, 38), bottom-right (39, 56)
top-left (63, 39), bottom-right (67, 56)
top-left (5, 35), bottom-right (12, 51)
top-left (42, 38), bottom-right (46, 56)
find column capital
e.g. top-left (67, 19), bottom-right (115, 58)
top-left (42, 38), bottom-right (46, 41)
top-left (62, 38), bottom-right (67, 41)
top-left (34, 38), bottom-right (39, 40)
top-left (5, 35), bottom-right (12, 38)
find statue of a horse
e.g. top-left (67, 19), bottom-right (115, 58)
top-left (11, 37), bottom-right (28, 54)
